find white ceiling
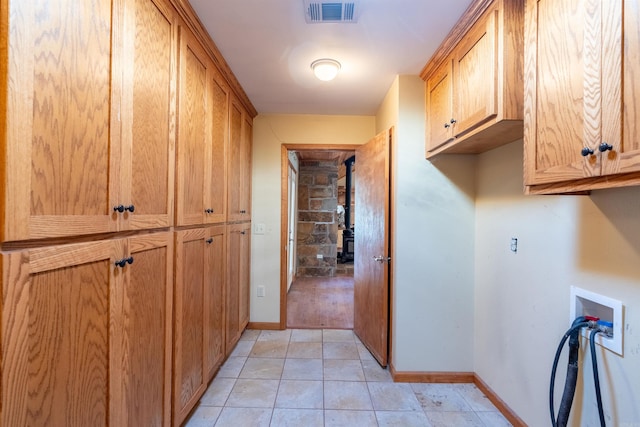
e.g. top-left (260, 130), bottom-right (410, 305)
top-left (188, 0), bottom-right (473, 116)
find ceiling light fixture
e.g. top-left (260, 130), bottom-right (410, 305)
top-left (311, 58), bottom-right (341, 81)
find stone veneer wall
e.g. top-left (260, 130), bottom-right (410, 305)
top-left (296, 159), bottom-right (339, 276)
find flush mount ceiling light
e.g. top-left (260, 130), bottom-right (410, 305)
top-left (311, 58), bottom-right (341, 81)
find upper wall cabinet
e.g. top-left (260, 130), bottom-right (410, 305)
top-left (422, 0), bottom-right (524, 158)
top-left (175, 24), bottom-right (229, 227)
top-left (227, 95), bottom-right (252, 222)
top-left (524, 0), bottom-right (640, 194)
top-left (2, 0), bottom-right (177, 243)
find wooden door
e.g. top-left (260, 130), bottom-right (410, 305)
top-left (203, 225), bottom-right (226, 381)
top-left (239, 223), bottom-right (252, 330)
top-left (241, 114), bottom-right (254, 219)
top-left (120, 232), bottom-right (173, 426)
top-left (4, 0), bottom-right (118, 241)
top-left (524, 0), bottom-right (601, 185)
top-left (227, 97), bottom-right (245, 221)
top-left (176, 26), bottom-right (209, 226)
top-left (173, 228), bottom-right (206, 425)
top-left (453, 8), bottom-right (498, 137)
top-left (121, 0), bottom-right (177, 231)
top-left (353, 129), bottom-right (391, 367)
top-left (226, 223), bottom-right (247, 353)
top-left (205, 67), bottom-right (229, 224)
top-left (603, 0), bottom-right (640, 175)
top-left (2, 240), bottom-right (120, 426)
top-left (426, 59), bottom-right (454, 152)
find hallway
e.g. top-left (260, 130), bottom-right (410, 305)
top-left (286, 276), bottom-right (354, 330)
top-left (184, 329), bottom-right (512, 426)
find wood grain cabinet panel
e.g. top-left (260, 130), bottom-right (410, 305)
top-left (206, 67), bottom-right (230, 224)
top-left (1, 232), bottom-right (173, 427)
top-left (226, 222), bottom-right (251, 354)
top-left (426, 59), bottom-right (455, 152)
top-left (2, 0), bottom-right (177, 242)
top-left (3, 0), bottom-right (117, 241)
top-left (121, 0), bottom-right (177, 231)
top-left (176, 25), bottom-right (229, 226)
top-left (173, 225), bottom-right (226, 426)
top-left (227, 96), bottom-right (253, 222)
top-left (423, 0), bottom-right (524, 158)
top-left (524, 0), bottom-right (640, 193)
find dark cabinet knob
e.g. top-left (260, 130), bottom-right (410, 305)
top-left (206, 238), bottom-right (213, 244)
top-left (450, 118), bottom-right (457, 124)
top-left (581, 147), bottom-right (594, 157)
top-left (598, 142), bottom-right (613, 152)
top-left (444, 123), bottom-right (450, 129)
top-left (240, 209), bottom-right (247, 214)
top-left (114, 204), bottom-right (134, 213)
top-left (115, 257), bottom-right (134, 268)
top-left (240, 231), bottom-right (246, 235)
top-left (204, 208), bottom-right (214, 214)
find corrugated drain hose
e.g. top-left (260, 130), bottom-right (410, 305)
top-left (549, 318), bottom-right (590, 427)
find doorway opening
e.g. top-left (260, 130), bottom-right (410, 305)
top-left (279, 144), bottom-right (359, 329)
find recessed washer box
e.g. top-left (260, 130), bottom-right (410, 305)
top-left (570, 286), bottom-right (624, 356)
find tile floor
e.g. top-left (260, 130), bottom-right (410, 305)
top-left (185, 329), bottom-right (513, 427)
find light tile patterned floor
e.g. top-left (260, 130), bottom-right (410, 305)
top-left (185, 329), bottom-right (512, 427)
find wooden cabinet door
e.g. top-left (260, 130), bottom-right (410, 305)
top-left (228, 98), bottom-right (252, 222)
top-left (426, 59), bottom-right (455, 152)
top-left (602, 0), bottom-right (640, 175)
top-left (176, 26), bottom-right (209, 226)
top-left (238, 223), bottom-right (251, 330)
top-left (203, 225), bottom-right (226, 381)
top-left (120, 232), bottom-right (173, 427)
top-left (205, 68), bottom-right (229, 224)
top-left (173, 228), bottom-right (206, 425)
top-left (120, 0), bottom-right (177, 231)
top-left (241, 115), bottom-right (253, 220)
top-left (453, 9), bottom-right (498, 137)
top-left (524, 0), bottom-right (601, 185)
top-left (2, 240), bottom-right (120, 426)
top-left (227, 97), bottom-right (245, 222)
top-left (4, 0), bottom-right (118, 241)
top-left (225, 223), bottom-right (248, 353)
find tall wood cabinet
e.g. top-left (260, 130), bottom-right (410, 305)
top-left (175, 25), bottom-right (229, 227)
top-left (1, 233), bottom-right (173, 427)
top-left (226, 222), bottom-right (252, 354)
top-left (2, 0), bottom-right (176, 242)
top-left (524, 0), bottom-right (640, 194)
top-left (227, 96), bottom-right (253, 222)
top-left (1, 0), bottom-right (254, 424)
top-left (422, 0), bottom-right (524, 158)
top-left (173, 226), bottom-right (225, 426)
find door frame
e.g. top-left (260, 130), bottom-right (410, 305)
top-left (279, 144), bottom-right (361, 328)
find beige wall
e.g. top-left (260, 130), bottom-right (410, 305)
top-left (250, 114), bottom-right (375, 322)
top-left (377, 76), bottom-right (477, 371)
top-left (474, 140), bottom-right (640, 426)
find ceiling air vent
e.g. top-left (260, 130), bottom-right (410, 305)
top-left (304, 1), bottom-right (359, 23)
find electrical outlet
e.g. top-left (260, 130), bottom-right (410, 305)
top-left (254, 223), bottom-right (266, 235)
top-left (257, 286), bottom-right (265, 297)
top-left (510, 237), bottom-right (518, 253)
top-left (316, 254), bottom-right (323, 260)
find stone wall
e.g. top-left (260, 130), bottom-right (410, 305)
top-left (296, 159), bottom-right (339, 276)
